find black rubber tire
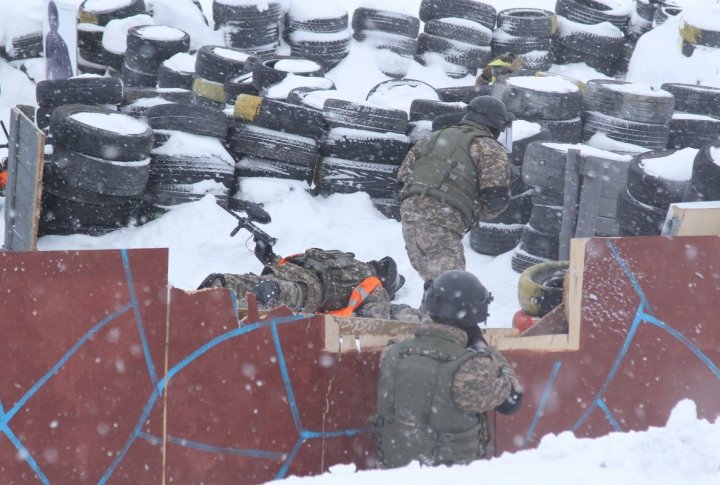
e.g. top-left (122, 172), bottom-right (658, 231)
top-left (616, 188), bottom-right (667, 236)
top-left (690, 142), bottom-right (720, 200)
top-left (437, 84), bottom-right (491, 103)
top-left (408, 99), bottom-right (466, 122)
top-left (419, 0), bottom-right (497, 30)
top-left (551, 20), bottom-right (624, 74)
top-left (511, 248), bottom-right (551, 274)
top-left (351, 8), bottom-right (420, 38)
top-left (680, 17), bottom-right (720, 49)
top-left (520, 224), bottom-right (559, 260)
top-left (233, 94), bottom-right (326, 140)
top-left (469, 222), bottom-right (524, 256)
top-left (660, 83), bottom-right (720, 118)
top-left (146, 103), bottom-right (228, 138)
top-left (124, 25), bottom-right (190, 74)
top-left (51, 146), bottom-right (149, 196)
top-left (583, 79), bottom-right (676, 124)
top-left (145, 181), bottom-right (231, 208)
top-left (77, 23), bottom-right (108, 66)
top-left (323, 98), bottom-right (408, 134)
top-left (227, 123), bottom-right (320, 167)
top-left (122, 87), bottom-right (194, 105)
top-left (668, 115), bottom-right (720, 150)
top-left (286, 87), bottom-right (338, 110)
top-left (653, 5), bottom-right (682, 26)
top-left (157, 55), bottom-right (196, 90)
top-left (40, 192), bottom-right (140, 234)
top-left (555, 0), bottom-right (629, 32)
top-left (252, 56), bottom-right (325, 91)
top-left (35, 106), bottom-right (53, 130)
top-left (481, 187), bottom-right (533, 225)
top-left (518, 260), bottom-right (568, 317)
top-left (36, 77), bottom-right (122, 108)
top-left (582, 111), bottom-right (670, 150)
top-left (682, 182), bottom-right (707, 202)
top-left (416, 33), bottom-right (492, 69)
top-left (224, 72), bottom-right (259, 104)
top-left (497, 8), bottom-right (556, 37)
top-left (522, 141), bottom-right (571, 195)
top-left (491, 34), bottom-right (552, 57)
top-left (517, 116), bottom-right (582, 143)
top-left (424, 18), bottom-right (493, 46)
top-left (314, 157), bottom-right (401, 198)
top-left (220, 23), bottom-right (280, 50)
top-left (492, 75), bottom-right (582, 121)
top-left (286, 8), bottom-right (348, 34)
top-left (353, 30), bottom-right (418, 57)
top-left (2, 32), bottom-right (43, 61)
top-left (528, 204), bottom-right (564, 235)
top-left (366, 78), bottom-right (439, 105)
top-left (192, 76), bottom-right (227, 107)
top-left (234, 156), bottom-right (314, 183)
top-left (121, 62), bottom-right (157, 88)
top-left (371, 197), bottom-right (401, 221)
top-left (49, 104), bottom-right (154, 161)
top-left (212, 0), bottom-right (282, 25)
top-left (285, 33), bottom-right (352, 71)
top-left (194, 45), bottom-right (250, 84)
top-left (148, 153), bottom-right (234, 189)
top-left (625, 149), bottom-right (690, 208)
top-left (510, 127), bottom-right (551, 167)
top-left (320, 128), bottom-right (410, 165)
top-left (636, 0), bottom-right (656, 22)
top-left (79, 0), bottom-right (146, 27)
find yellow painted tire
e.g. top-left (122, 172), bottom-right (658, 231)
top-left (517, 261), bottom-right (568, 317)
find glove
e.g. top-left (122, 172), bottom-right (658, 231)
top-left (480, 186), bottom-right (510, 215)
top-left (495, 389), bottom-right (523, 415)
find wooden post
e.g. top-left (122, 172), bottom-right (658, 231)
top-left (559, 149), bottom-right (581, 261)
top-left (575, 156), bottom-right (606, 237)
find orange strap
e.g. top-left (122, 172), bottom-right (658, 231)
top-left (328, 276), bottom-right (382, 318)
top-left (0, 171), bottom-right (7, 189)
top-left (276, 253), bottom-right (302, 266)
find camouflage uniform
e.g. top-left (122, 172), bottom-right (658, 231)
top-left (216, 249), bottom-right (419, 320)
top-left (398, 121), bottom-right (511, 281)
top-left (375, 323), bottom-right (521, 468)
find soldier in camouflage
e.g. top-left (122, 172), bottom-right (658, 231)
top-left (199, 248), bottom-right (424, 321)
top-left (398, 96), bottom-right (512, 282)
top-left (374, 270), bottom-right (522, 468)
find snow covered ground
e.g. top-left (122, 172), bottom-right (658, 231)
top-left (1, 0), bottom-right (720, 483)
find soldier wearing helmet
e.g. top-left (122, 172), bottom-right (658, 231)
top-left (398, 96), bottom-right (512, 282)
top-left (374, 270), bottom-right (522, 468)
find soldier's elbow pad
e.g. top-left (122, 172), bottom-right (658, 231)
top-left (480, 186), bottom-right (510, 214)
top-left (495, 390), bottom-right (523, 415)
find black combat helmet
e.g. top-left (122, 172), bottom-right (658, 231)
top-left (462, 95), bottom-right (512, 135)
top-left (420, 270), bottom-right (494, 328)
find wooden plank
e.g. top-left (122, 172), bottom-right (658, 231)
top-left (2, 107), bottom-right (45, 251)
top-left (559, 149), bottom-right (581, 261)
top-left (566, 237), bottom-right (589, 351)
top-left (575, 157), bottom-right (606, 237)
top-left (661, 201), bottom-right (720, 236)
top-left (597, 196), bottom-right (618, 219)
top-left (595, 216), bottom-right (619, 237)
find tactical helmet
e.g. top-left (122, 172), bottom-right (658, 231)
top-left (420, 270), bottom-right (493, 327)
top-left (462, 95), bottom-right (512, 134)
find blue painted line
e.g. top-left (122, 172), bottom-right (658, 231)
top-left (641, 312), bottom-right (720, 380)
top-left (607, 240), bottom-right (651, 312)
top-left (100, 314), bottom-right (309, 483)
top-left (1, 420), bottom-right (50, 484)
top-left (3, 304), bottom-right (132, 424)
top-left (300, 427), bottom-right (372, 439)
top-left (272, 322), bottom-right (302, 433)
top-left (523, 360), bottom-right (562, 448)
top-left (274, 438), bottom-right (304, 480)
top-left (138, 432), bottom-right (286, 460)
top-left (572, 303), bottom-right (644, 432)
top-left (121, 249), bottom-right (158, 385)
top-left (597, 399), bottom-right (621, 432)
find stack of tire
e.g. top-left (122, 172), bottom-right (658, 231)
top-left (0, 32), bottom-right (43, 63)
top-left (35, 76), bottom-right (124, 131)
top-left (144, 103), bottom-right (233, 214)
top-left (251, 56), bottom-right (328, 99)
top-left (582, 79), bottom-right (674, 152)
top-left (617, 148), bottom-right (695, 236)
top-left (100, 14), bottom-right (155, 74)
top-left (40, 105), bottom-right (154, 235)
top-left (77, 0), bottom-right (147, 74)
top-left (316, 98), bottom-right (410, 219)
top-left (662, 83), bottom-right (720, 150)
top-left (351, 7), bottom-right (420, 78)
top-left (492, 8), bottom-right (556, 70)
top-left (552, 0), bottom-right (629, 76)
top-left (193, 45), bottom-right (252, 109)
top-left (227, 94), bottom-right (324, 193)
top-left (284, 2), bottom-right (352, 71)
top-left (213, 0), bottom-right (282, 56)
top-left (119, 86), bottom-right (195, 119)
top-left (684, 141), bottom-right (720, 202)
top-left (492, 72), bottom-right (584, 143)
top-left (158, 52), bottom-right (197, 90)
top-left (416, 0), bottom-right (495, 79)
top-left (518, 141), bottom-right (632, 272)
top-left (121, 25), bottom-right (190, 88)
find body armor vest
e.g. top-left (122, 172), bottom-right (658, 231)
top-left (401, 122), bottom-right (492, 226)
top-left (375, 326), bottom-right (489, 468)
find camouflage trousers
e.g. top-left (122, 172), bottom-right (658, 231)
top-left (400, 196), bottom-right (468, 282)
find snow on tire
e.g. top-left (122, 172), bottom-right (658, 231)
top-left (419, 0), bottom-right (497, 30)
top-left (49, 105), bottom-right (154, 161)
top-left (555, 0), bottom-right (630, 32)
top-left (517, 116), bottom-right (582, 143)
top-left (158, 53), bottom-right (196, 90)
top-left (416, 33), bottom-right (492, 69)
top-left (287, 3), bottom-right (348, 34)
top-left (36, 77), bottom-right (123, 108)
top-left (146, 103), bottom-right (228, 138)
top-left (227, 123), bottom-right (320, 167)
top-left (194, 45), bottom-right (251, 84)
top-left (520, 224), bottom-right (559, 260)
top-left (314, 157), bottom-right (401, 199)
top-left (582, 111), bottom-right (669, 150)
top-left (668, 114), bottom-right (720, 150)
top-left (252, 57), bottom-right (325, 92)
top-left (511, 247), bottom-right (551, 274)
top-left (233, 94), bottom-right (326, 140)
top-left (124, 25), bottom-right (189, 75)
top-left (323, 98), bottom-right (408, 134)
top-left (423, 18), bottom-right (492, 46)
top-left (78, 0), bottom-right (147, 26)
top-left (351, 8), bottom-right (420, 38)
top-left (660, 83), bottom-right (720, 118)
top-left (320, 127), bottom-right (410, 165)
top-left (234, 156), bottom-right (315, 184)
top-left (583, 79), bottom-right (675, 124)
top-left (492, 74), bottom-right (582, 121)
top-left (496, 8), bottom-right (557, 37)
top-left (625, 149), bottom-right (693, 208)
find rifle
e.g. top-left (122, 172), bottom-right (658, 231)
top-left (221, 201), bottom-right (278, 266)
